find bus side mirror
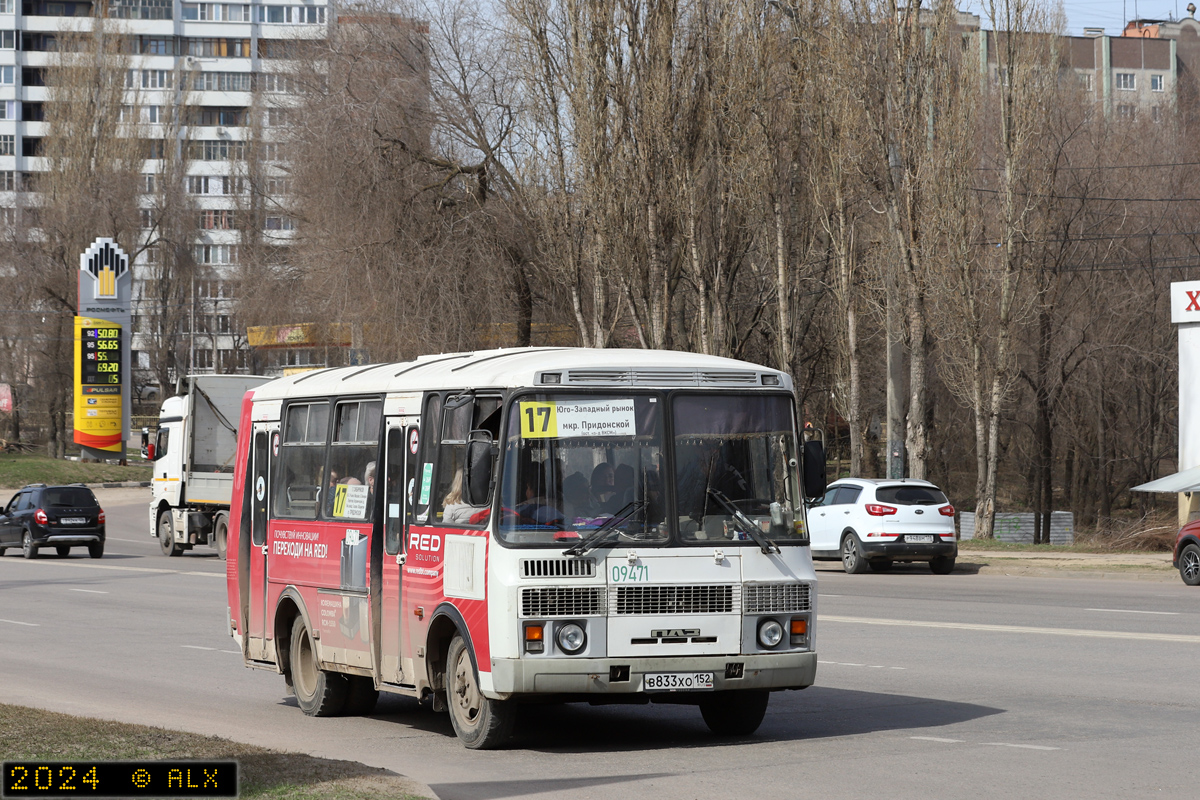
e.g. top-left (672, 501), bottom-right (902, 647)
top-left (463, 431), bottom-right (495, 507)
top-left (802, 439), bottom-right (826, 501)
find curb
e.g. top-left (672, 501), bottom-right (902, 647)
top-left (92, 482), bottom-right (153, 489)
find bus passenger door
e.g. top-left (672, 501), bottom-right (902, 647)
top-left (380, 421), bottom-right (418, 684)
top-left (247, 425), bottom-right (273, 661)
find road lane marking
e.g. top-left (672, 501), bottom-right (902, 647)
top-left (182, 646), bottom-right (217, 651)
top-left (822, 615), bottom-right (1200, 643)
top-left (0, 560), bottom-right (223, 578)
top-left (911, 736), bottom-right (964, 743)
top-left (66, 588), bottom-right (108, 594)
top-left (1086, 608), bottom-right (1179, 616)
top-left (983, 743), bottom-right (1060, 751)
top-left (220, 650), bottom-right (240, 654)
top-left (819, 660), bottom-right (906, 670)
top-left (0, 618), bottom-right (39, 627)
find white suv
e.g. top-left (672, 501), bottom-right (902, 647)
top-left (807, 478), bottom-right (957, 574)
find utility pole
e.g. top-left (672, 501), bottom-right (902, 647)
top-left (886, 280), bottom-right (906, 479)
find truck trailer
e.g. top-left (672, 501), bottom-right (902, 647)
top-left (148, 374), bottom-right (271, 558)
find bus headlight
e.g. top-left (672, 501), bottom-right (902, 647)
top-left (556, 622), bottom-right (587, 654)
top-left (757, 618), bottom-right (784, 648)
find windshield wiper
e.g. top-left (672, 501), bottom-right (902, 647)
top-left (563, 500), bottom-right (647, 557)
top-left (707, 488), bottom-right (780, 555)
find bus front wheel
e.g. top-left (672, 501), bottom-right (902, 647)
top-left (290, 616), bottom-right (347, 717)
top-left (445, 634), bottom-right (514, 749)
top-left (699, 689), bottom-right (770, 736)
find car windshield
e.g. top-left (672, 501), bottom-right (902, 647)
top-left (43, 488), bottom-right (97, 507)
top-left (672, 394), bottom-right (803, 545)
top-left (496, 394), bottom-right (668, 546)
top-left (875, 485), bottom-right (947, 505)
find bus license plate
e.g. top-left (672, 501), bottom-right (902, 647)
top-left (907, 535), bottom-right (934, 543)
top-left (643, 672), bottom-right (714, 692)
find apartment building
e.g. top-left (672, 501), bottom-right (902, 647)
top-left (969, 9), bottom-right (1200, 124)
top-left (0, 1), bottom-right (330, 399)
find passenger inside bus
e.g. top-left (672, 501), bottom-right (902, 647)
top-left (443, 468), bottom-right (488, 524)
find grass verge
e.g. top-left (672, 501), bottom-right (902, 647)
top-left (0, 453), bottom-right (151, 489)
top-left (0, 704), bottom-right (432, 800)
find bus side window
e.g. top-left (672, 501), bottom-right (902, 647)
top-left (275, 402), bottom-right (329, 519)
top-left (326, 399), bottom-right (381, 521)
top-left (384, 428), bottom-right (404, 555)
top-left (412, 394), bottom-right (442, 523)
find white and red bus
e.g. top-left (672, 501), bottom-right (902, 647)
top-left (226, 347), bottom-right (826, 748)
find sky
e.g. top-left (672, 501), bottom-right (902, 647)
top-left (960, 1), bottom-right (1195, 36)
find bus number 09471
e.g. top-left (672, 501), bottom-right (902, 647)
top-left (611, 564), bottom-right (649, 582)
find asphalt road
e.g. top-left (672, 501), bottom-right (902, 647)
top-left (2, 487), bottom-right (1198, 799)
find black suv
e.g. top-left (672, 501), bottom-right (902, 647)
top-left (0, 484), bottom-right (105, 559)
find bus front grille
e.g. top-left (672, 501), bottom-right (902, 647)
top-left (743, 582), bottom-right (812, 613)
top-left (521, 586), bottom-right (606, 617)
top-left (612, 584), bottom-right (738, 615)
top-left (520, 558), bottom-right (597, 578)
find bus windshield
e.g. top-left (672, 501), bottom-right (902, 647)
top-left (672, 394), bottom-right (802, 545)
top-left (496, 394), bottom-right (668, 546)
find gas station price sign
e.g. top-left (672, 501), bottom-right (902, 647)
top-left (80, 326), bottom-right (122, 386)
top-left (73, 316), bottom-right (124, 453)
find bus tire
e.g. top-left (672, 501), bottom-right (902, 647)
top-left (158, 510), bottom-right (183, 557)
top-left (446, 633), bottom-right (514, 749)
top-left (290, 616), bottom-right (347, 717)
top-left (214, 515), bottom-right (229, 561)
top-left (699, 689), bottom-right (770, 736)
top-left (344, 676), bottom-right (379, 716)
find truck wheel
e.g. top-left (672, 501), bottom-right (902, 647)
top-left (290, 616), bottom-right (347, 716)
top-left (158, 510), bottom-right (183, 557)
top-left (700, 689), bottom-right (770, 736)
top-left (215, 516), bottom-right (229, 561)
top-left (344, 675), bottom-right (379, 716)
top-left (446, 634), bottom-right (514, 749)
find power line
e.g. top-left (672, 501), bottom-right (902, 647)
top-left (972, 186), bottom-right (1200, 202)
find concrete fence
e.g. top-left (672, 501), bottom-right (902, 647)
top-left (959, 511), bottom-right (1074, 545)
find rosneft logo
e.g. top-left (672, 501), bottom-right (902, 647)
top-left (86, 240), bottom-right (129, 299)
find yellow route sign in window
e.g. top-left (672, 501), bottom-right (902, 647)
top-left (519, 401), bottom-right (557, 438)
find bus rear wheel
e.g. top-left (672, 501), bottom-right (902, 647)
top-left (446, 634), bottom-right (514, 749)
top-left (290, 616), bottom-right (347, 717)
top-left (699, 689), bottom-right (770, 736)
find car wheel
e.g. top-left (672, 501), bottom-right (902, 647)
top-left (215, 516), bottom-right (229, 561)
top-left (56, 546), bottom-right (70, 558)
top-left (158, 510), bottom-right (183, 557)
top-left (446, 633), bottom-right (514, 749)
top-left (88, 541), bottom-right (104, 559)
top-left (868, 559), bottom-right (892, 572)
top-left (699, 689), bottom-right (770, 736)
top-left (290, 616), bottom-right (347, 716)
top-left (344, 675), bottom-right (379, 716)
top-left (0, 547), bottom-right (6, 557)
top-left (1180, 543), bottom-right (1200, 586)
top-left (930, 556), bottom-right (956, 575)
top-left (22, 530), bottom-right (37, 560)
top-left (841, 533), bottom-right (869, 574)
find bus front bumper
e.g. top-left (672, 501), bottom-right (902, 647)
top-left (486, 651), bottom-right (817, 698)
